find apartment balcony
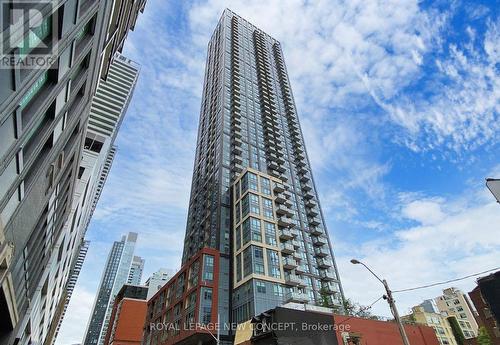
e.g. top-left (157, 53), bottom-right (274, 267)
top-left (317, 258), bottom-right (332, 269)
top-left (314, 247), bottom-right (329, 258)
top-left (308, 217), bottom-right (321, 226)
top-left (280, 243), bottom-right (295, 254)
top-left (312, 236), bottom-right (327, 246)
top-left (282, 258), bottom-right (298, 270)
top-left (321, 282), bottom-right (337, 295)
top-left (297, 166), bottom-right (308, 175)
top-left (232, 137), bottom-right (242, 146)
top-left (291, 240), bottom-right (301, 248)
top-left (231, 121), bottom-right (241, 132)
top-left (290, 229), bottom-right (300, 237)
top-left (301, 182), bottom-right (312, 192)
top-left (300, 174), bottom-right (310, 183)
top-left (305, 199), bottom-right (317, 209)
top-left (295, 265), bottom-right (307, 274)
top-left (232, 163), bottom-right (243, 173)
top-left (307, 208), bottom-right (319, 217)
top-left (294, 145), bottom-right (304, 155)
top-left (232, 130), bottom-right (242, 139)
top-left (268, 160), bottom-right (279, 171)
top-left (295, 162), bottom-right (306, 171)
top-left (285, 291), bottom-right (309, 303)
top-left (274, 194), bottom-right (286, 204)
top-left (268, 169), bottom-right (281, 179)
top-left (277, 216), bottom-right (294, 228)
top-left (309, 226), bottom-right (323, 236)
top-left (273, 183), bottom-right (285, 193)
top-left (231, 146), bottom-right (242, 155)
top-left (279, 229), bottom-right (293, 240)
top-left (320, 270), bottom-right (336, 281)
top-left (280, 173), bottom-right (288, 182)
top-left (276, 205), bottom-right (293, 217)
top-left (231, 155), bottom-right (243, 165)
top-left (284, 274), bottom-right (302, 286)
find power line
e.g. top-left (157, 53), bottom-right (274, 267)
top-left (335, 295), bottom-right (384, 326)
top-left (393, 267), bottom-right (500, 293)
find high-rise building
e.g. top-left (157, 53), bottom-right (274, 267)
top-left (83, 232), bottom-right (142, 345)
top-left (145, 268), bottom-right (171, 300)
top-left (435, 287), bottom-right (479, 339)
top-left (50, 240), bottom-right (90, 345)
top-left (128, 256), bottom-right (145, 285)
top-left (0, 0), bottom-right (145, 343)
top-left (145, 9), bottom-right (344, 345)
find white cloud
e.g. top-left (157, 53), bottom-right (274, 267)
top-left (336, 190), bottom-right (500, 317)
top-left (401, 198), bottom-right (446, 225)
top-left (55, 287), bottom-right (95, 345)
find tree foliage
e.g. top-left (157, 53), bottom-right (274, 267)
top-left (477, 326), bottom-right (492, 345)
top-left (342, 298), bottom-right (380, 320)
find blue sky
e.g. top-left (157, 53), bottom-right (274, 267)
top-left (57, 0), bottom-right (499, 343)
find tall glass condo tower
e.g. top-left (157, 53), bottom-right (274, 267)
top-left (182, 8), bottom-right (345, 338)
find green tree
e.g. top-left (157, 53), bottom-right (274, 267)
top-left (341, 298), bottom-right (380, 320)
top-left (447, 316), bottom-right (465, 345)
top-left (477, 326), bottom-right (492, 345)
top-left (319, 288), bottom-right (332, 308)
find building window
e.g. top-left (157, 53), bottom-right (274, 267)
top-left (199, 287), bottom-right (212, 325)
top-left (267, 249), bottom-right (281, 278)
top-left (256, 281), bottom-right (266, 293)
top-left (235, 201), bottom-right (241, 223)
top-left (250, 217), bottom-right (261, 242)
top-left (202, 255), bottom-right (214, 282)
top-left (262, 197), bottom-right (273, 219)
top-left (236, 225), bottom-right (242, 250)
top-left (249, 193), bottom-right (260, 214)
top-left (236, 253), bottom-right (242, 281)
top-left (0, 114), bottom-right (16, 160)
top-left (253, 246), bottom-right (265, 275)
top-left (260, 177), bottom-right (271, 195)
top-left (243, 247), bottom-right (252, 277)
top-left (265, 223), bottom-right (277, 246)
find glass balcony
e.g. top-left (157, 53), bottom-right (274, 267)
top-left (280, 243), bottom-right (294, 254)
top-left (314, 247), bottom-right (329, 257)
top-left (279, 229), bottom-right (293, 240)
top-left (285, 291), bottom-right (309, 303)
top-left (282, 258), bottom-right (297, 270)
top-left (312, 236), bottom-right (327, 246)
top-left (317, 258), bottom-right (332, 269)
top-left (320, 270), bottom-right (336, 281)
top-left (284, 274), bottom-right (302, 286)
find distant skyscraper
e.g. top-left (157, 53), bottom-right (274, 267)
top-left (83, 233), bottom-right (141, 345)
top-left (145, 268), bottom-right (171, 299)
top-left (148, 9), bottom-right (345, 345)
top-left (127, 256), bottom-right (145, 285)
top-left (51, 241), bottom-right (90, 345)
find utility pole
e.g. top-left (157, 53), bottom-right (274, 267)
top-left (351, 259), bottom-right (411, 345)
top-left (383, 279), bottom-right (411, 345)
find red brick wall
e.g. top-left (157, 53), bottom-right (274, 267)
top-left (111, 299), bottom-right (147, 345)
top-left (333, 315), bottom-right (440, 345)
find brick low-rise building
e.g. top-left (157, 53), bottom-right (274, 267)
top-left (143, 248), bottom-right (221, 345)
top-left (469, 271), bottom-right (500, 345)
top-left (233, 304), bottom-right (440, 345)
top-left (103, 285), bottom-right (148, 345)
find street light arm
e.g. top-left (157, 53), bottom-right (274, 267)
top-left (358, 261), bottom-right (384, 285)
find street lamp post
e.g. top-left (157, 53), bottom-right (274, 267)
top-left (486, 178), bottom-right (500, 203)
top-left (351, 259), bottom-right (411, 345)
top-left (198, 313), bottom-right (220, 345)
